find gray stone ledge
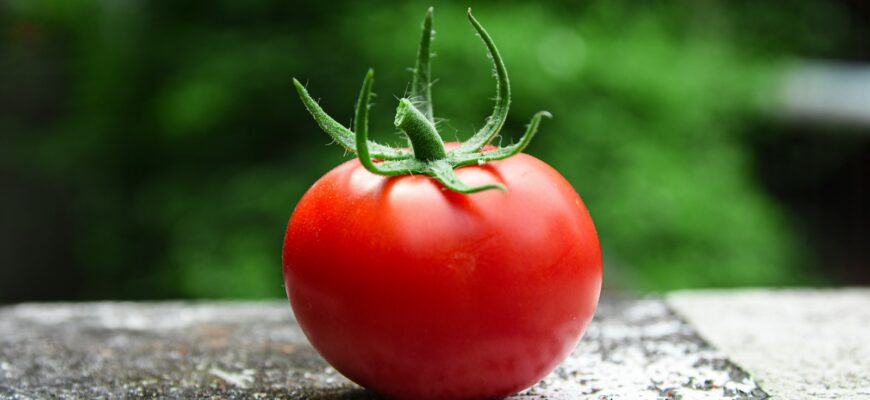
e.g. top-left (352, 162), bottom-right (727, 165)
top-left (0, 297), bottom-right (764, 399)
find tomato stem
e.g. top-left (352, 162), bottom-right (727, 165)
top-left (355, 70), bottom-right (424, 176)
top-left (293, 7), bottom-right (550, 194)
top-left (410, 7), bottom-right (434, 122)
top-left (452, 111), bottom-right (552, 167)
top-left (293, 78), bottom-right (412, 161)
top-left (451, 9), bottom-right (511, 155)
top-left (394, 99), bottom-right (447, 161)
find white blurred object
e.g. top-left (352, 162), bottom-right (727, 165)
top-left (779, 61), bottom-right (870, 127)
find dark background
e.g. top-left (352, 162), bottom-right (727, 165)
top-left (1, 0), bottom-right (868, 302)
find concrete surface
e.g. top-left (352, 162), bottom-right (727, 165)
top-left (668, 288), bottom-right (870, 400)
top-left (0, 296), bottom-right (764, 399)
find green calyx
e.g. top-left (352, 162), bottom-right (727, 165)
top-left (292, 7), bottom-right (551, 194)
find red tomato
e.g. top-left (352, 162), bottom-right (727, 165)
top-left (282, 144), bottom-right (602, 400)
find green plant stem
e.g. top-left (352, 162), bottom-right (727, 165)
top-left (453, 9), bottom-right (511, 154)
top-left (293, 79), bottom-right (411, 160)
top-left (293, 7), bottom-right (549, 195)
top-left (394, 99), bottom-right (447, 161)
top-left (410, 7), bottom-right (434, 122)
top-left (452, 111), bottom-right (551, 167)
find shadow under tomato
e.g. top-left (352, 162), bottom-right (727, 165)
top-left (305, 387), bottom-right (383, 400)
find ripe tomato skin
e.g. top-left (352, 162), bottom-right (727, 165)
top-left (283, 147), bottom-right (602, 400)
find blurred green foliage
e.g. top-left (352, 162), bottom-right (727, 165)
top-left (2, 0), bottom-right (850, 299)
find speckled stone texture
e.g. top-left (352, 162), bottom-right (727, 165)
top-left (0, 297), bottom-right (764, 399)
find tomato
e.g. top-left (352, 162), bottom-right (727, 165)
top-left (284, 7), bottom-right (602, 399)
top-left (282, 145), bottom-right (601, 399)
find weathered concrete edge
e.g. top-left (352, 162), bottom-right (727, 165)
top-left (666, 288), bottom-right (870, 400)
top-left (665, 290), bottom-right (769, 397)
top-left (0, 297), bottom-right (771, 399)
